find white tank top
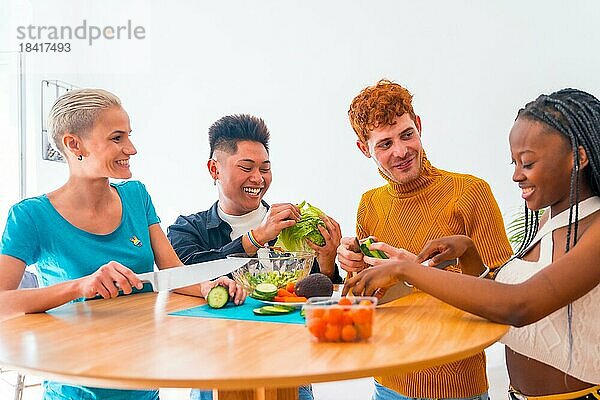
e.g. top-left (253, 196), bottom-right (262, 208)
top-left (495, 196), bottom-right (600, 384)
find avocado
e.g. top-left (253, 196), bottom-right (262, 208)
top-left (294, 273), bottom-right (334, 298)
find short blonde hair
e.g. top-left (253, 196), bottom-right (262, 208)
top-left (48, 88), bottom-right (121, 155)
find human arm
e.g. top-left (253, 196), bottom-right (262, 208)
top-left (167, 214), bottom-right (247, 264)
top-left (0, 254), bottom-right (144, 315)
top-left (247, 203), bottom-right (300, 246)
top-left (168, 203), bottom-right (301, 263)
top-left (415, 235), bottom-right (487, 277)
top-left (344, 218), bottom-right (600, 326)
top-left (338, 236), bottom-right (417, 274)
top-left (0, 199), bottom-right (145, 314)
top-left (150, 224), bottom-right (246, 304)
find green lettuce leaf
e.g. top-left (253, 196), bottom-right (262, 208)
top-left (278, 201), bottom-right (326, 251)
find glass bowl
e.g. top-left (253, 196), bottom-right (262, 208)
top-left (228, 250), bottom-right (315, 292)
top-left (304, 296), bottom-right (377, 342)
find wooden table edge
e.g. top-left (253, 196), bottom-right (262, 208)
top-left (0, 327), bottom-right (506, 390)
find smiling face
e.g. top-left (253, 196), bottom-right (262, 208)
top-left (78, 106), bottom-right (137, 179)
top-left (209, 140), bottom-right (272, 215)
top-left (357, 113), bottom-right (423, 184)
top-left (509, 117), bottom-right (584, 214)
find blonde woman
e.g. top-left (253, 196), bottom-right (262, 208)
top-left (0, 88), bottom-right (246, 400)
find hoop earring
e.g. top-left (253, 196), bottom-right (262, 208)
top-left (77, 155), bottom-right (83, 161)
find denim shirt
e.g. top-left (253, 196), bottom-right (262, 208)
top-left (167, 201), bottom-right (342, 283)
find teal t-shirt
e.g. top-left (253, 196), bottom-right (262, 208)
top-left (0, 180), bottom-right (160, 400)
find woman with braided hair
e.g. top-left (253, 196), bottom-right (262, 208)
top-left (344, 88), bottom-right (600, 399)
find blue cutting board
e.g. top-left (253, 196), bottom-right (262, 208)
top-left (169, 297), bottom-right (306, 325)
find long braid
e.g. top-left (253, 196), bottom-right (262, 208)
top-left (516, 88), bottom-right (600, 377)
top-left (512, 205), bottom-right (540, 260)
top-left (493, 203), bottom-right (539, 279)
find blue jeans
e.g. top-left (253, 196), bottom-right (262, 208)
top-left (373, 381), bottom-right (489, 400)
top-left (191, 385), bottom-right (313, 400)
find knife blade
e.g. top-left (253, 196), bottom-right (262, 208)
top-left (136, 257), bottom-right (249, 292)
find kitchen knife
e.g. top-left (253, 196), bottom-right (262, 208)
top-left (136, 257), bottom-right (249, 292)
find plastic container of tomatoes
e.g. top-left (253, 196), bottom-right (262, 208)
top-left (304, 296), bottom-right (377, 342)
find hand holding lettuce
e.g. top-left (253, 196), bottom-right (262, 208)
top-left (276, 201), bottom-right (342, 280)
top-left (277, 201), bottom-right (326, 251)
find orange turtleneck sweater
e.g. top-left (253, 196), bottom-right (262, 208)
top-left (357, 157), bottom-right (512, 398)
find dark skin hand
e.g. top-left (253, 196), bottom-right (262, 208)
top-left (344, 227), bottom-right (600, 326)
top-left (337, 236), bottom-right (417, 275)
top-left (342, 224), bottom-right (600, 395)
top-left (415, 235), bottom-right (486, 277)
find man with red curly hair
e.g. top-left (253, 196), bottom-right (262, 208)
top-left (337, 79), bottom-right (512, 400)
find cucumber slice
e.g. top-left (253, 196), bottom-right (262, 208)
top-left (207, 286), bottom-right (230, 308)
top-left (252, 305), bottom-right (294, 315)
top-left (262, 305), bottom-right (294, 314)
top-left (270, 305), bottom-right (295, 312)
top-left (254, 283), bottom-right (278, 296)
top-left (250, 291), bottom-right (275, 301)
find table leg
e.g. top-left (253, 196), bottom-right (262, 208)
top-left (214, 387), bottom-right (298, 400)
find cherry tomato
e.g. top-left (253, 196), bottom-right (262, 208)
top-left (341, 324), bottom-right (358, 342)
top-left (324, 323), bottom-right (341, 342)
top-left (356, 322), bottom-right (372, 339)
top-left (286, 281), bottom-right (296, 294)
top-left (351, 308), bottom-right (371, 324)
top-left (325, 308), bottom-right (343, 325)
top-left (338, 297), bottom-right (352, 306)
top-left (342, 311), bottom-right (353, 325)
top-left (307, 317), bottom-right (326, 340)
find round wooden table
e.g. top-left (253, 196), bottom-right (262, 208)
top-left (0, 291), bottom-right (507, 400)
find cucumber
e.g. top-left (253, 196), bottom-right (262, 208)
top-left (270, 305), bottom-right (295, 312)
top-left (254, 283), bottom-right (278, 297)
top-left (254, 308), bottom-right (279, 315)
top-left (253, 305), bottom-right (294, 315)
top-left (360, 238), bottom-right (388, 259)
top-left (250, 291), bottom-right (276, 301)
top-left (207, 286), bottom-right (230, 308)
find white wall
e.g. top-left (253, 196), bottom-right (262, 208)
top-left (2, 0), bottom-right (600, 236)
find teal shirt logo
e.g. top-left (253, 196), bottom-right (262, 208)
top-left (129, 235), bottom-right (142, 247)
